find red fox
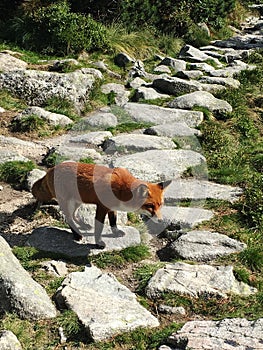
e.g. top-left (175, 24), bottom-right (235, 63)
top-left (32, 162), bottom-right (171, 249)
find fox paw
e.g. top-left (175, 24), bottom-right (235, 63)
top-left (95, 240), bottom-right (106, 249)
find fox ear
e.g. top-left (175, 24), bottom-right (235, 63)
top-left (135, 184), bottom-right (149, 199)
top-left (158, 180), bottom-right (172, 190)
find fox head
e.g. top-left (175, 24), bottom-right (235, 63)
top-left (134, 180), bottom-right (172, 219)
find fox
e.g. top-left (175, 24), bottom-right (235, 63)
top-left (32, 161), bottom-right (171, 249)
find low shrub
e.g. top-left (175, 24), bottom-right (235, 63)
top-left (0, 160), bottom-right (36, 189)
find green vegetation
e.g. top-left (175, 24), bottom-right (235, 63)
top-left (0, 160), bottom-right (36, 189)
top-left (11, 114), bottom-right (45, 133)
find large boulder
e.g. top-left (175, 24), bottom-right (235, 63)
top-left (55, 266), bottom-right (159, 341)
top-left (0, 52), bottom-right (28, 72)
top-left (0, 236), bottom-right (57, 320)
top-left (152, 76), bottom-right (201, 96)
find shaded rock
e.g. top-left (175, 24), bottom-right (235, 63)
top-left (123, 102), bottom-right (204, 128)
top-left (0, 52), bottom-right (28, 72)
top-left (144, 123), bottom-right (201, 138)
top-left (108, 134), bottom-right (176, 153)
top-left (152, 76), bottom-right (201, 96)
top-left (133, 86), bottom-right (170, 101)
top-left (159, 57), bottom-right (186, 71)
top-left (27, 225), bottom-right (141, 257)
top-left (129, 60), bottom-right (146, 78)
top-left (50, 58), bottom-right (79, 72)
top-left (168, 230), bottom-right (246, 262)
top-left (0, 236), bottom-right (57, 320)
top-left (188, 62), bottom-right (215, 73)
top-left (168, 318), bottom-right (263, 350)
top-left (176, 70), bottom-right (203, 80)
top-left (0, 330), bottom-right (22, 350)
top-left (146, 206), bottom-right (214, 234)
top-left (165, 179), bottom-right (243, 204)
top-left (168, 91), bottom-right (233, 114)
top-left (69, 131), bottom-right (112, 146)
top-left (15, 106), bottom-right (73, 127)
top-left (55, 266), bottom-right (159, 341)
top-left (112, 149), bottom-right (206, 182)
top-left (0, 69), bottom-right (99, 113)
top-left (114, 52), bottom-right (135, 68)
top-left (146, 262), bottom-right (257, 299)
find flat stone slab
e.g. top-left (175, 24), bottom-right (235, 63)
top-left (199, 76), bottom-right (240, 89)
top-left (168, 91), bottom-right (233, 114)
top-left (26, 225), bottom-right (141, 257)
top-left (0, 148), bottom-right (30, 164)
top-left (68, 131), bottom-right (112, 146)
top-left (80, 110), bottom-right (118, 129)
top-left (168, 230), bottom-right (246, 262)
top-left (165, 179), bottom-right (243, 203)
top-left (55, 266), bottom-right (159, 341)
top-left (112, 149), bottom-right (206, 182)
top-left (123, 102), bottom-right (204, 128)
top-left (146, 206), bottom-right (214, 234)
top-left (109, 134), bottom-right (176, 153)
top-left (144, 122), bottom-right (201, 137)
top-left (0, 236), bottom-right (57, 320)
top-left (168, 318), bottom-right (263, 350)
top-left (146, 262), bottom-right (257, 299)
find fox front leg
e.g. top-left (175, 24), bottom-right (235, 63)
top-left (94, 206), bottom-right (107, 249)
top-left (108, 211), bottom-right (125, 237)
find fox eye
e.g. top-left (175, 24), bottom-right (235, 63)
top-left (145, 203), bottom-right (154, 209)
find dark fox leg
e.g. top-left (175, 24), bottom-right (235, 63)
top-left (108, 211), bottom-right (125, 237)
top-left (94, 206), bottom-right (108, 249)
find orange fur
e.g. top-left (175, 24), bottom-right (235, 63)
top-left (32, 162), bottom-right (171, 248)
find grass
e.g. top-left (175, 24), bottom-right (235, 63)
top-left (0, 160), bottom-right (36, 189)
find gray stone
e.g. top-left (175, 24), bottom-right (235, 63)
top-left (0, 69), bottom-right (98, 113)
top-left (146, 262), bottom-right (257, 299)
top-left (41, 260), bottom-right (68, 277)
top-left (128, 77), bottom-right (147, 89)
top-left (55, 266), bottom-right (159, 341)
top-left (168, 230), bottom-right (246, 262)
top-left (112, 149), bottom-right (206, 182)
top-left (0, 107), bottom-right (5, 113)
top-left (176, 70), bottom-right (203, 80)
top-left (82, 110), bottom-right (118, 129)
top-left (146, 206), bottom-right (214, 234)
top-left (199, 76), bottom-right (240, 89)
top-left (179, 45), bottom-right (222, 67)
top-left (101, 83), bottom-right (130, 106)
top-left (123, 102), bottom-right (204, 128)
top-left (188, 62), bottom-right (215, 73)
top-left (168, 91), bottom-right (233, 114)
top-left (15, 106), bottom-right (73, 127)
top-left (154, 65), bottom-right (172, 74)
top-left (168, 318), bottom-right (263, 350)
top-left (0, 330), bottom-right (22, 350)
top-left (27, 168), bottom-right (46, 191)
top-left (0, 148), bottom-right (29, 164)
top-left (158, 304), bottom-right (186, 316)
top-left (165, 179), bottom-right (243, 204)
top-left (0, 52), bottom-right (28, 72)
top-left (51, 58), bottom-right (79, 71)
top-left (81, 67), bottom-right (103, 80)
top-left (144, 122), bottom-right (201, 138)
top-left (133, 86), bottom-right (170, 101)
top-left (159, 58), bottom-right (186, 71)
top-left (109, 134), bottom-right (176, 153)
top-left (152, 76), bottom-right (201, 96)
top-left (0, 236), bottom-right (57, 320)
top-left (69, 131), bottom-right (112, 146)
top-left (27, 225), bottom-right (141, 257)
top-left (48, 145), bottom-right (102, 162)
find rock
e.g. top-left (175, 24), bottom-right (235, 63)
top-left (27, 168), bottom-right (46, 191)
top-left (152, 76), bottom-right (201, 96)
top-left (179, 44), bottom-right (222, 67)
top-left (199, 76), bottom-right (240, 89)
top-left (133, 86), bottom-right (170, 101)
top-left (0, 52), bottom-right (28, 71)
top-left (81, 110), bottom-right (118, 129)
top-left (168, 230), bottom-right (246, 262)
top-left (0, 69), bottom-right (99, 113)
top-left (176, 70), bottom-right (203, 80)
top-left (0, 148), bottom-right (30, 164)
top-left (123, 102), bottom-right (204, 128)
top-left (146, 262), bottom-right (257, 299)
top-left (168, 318), bottom-right (263, 350)
top-left (154, 65), bottom-right (172, 74)
top-left (55, 266), bottom-right (159, 341)
top-left (0, 330), bottom-right (22, 350)
top-left (164, 179), bottom-right (243, 203)
top-left (159, 58), bottom-right (186, 71)
top-left (146, 206), bottom-right (214, 234)
top-left (101, 83), bottom-right (130, 106)
top-left (15, 106), bottom-right (73, 127)
top-left (144, 123), bottom-right (201, 138)
top-left (27, 225), bottom-right (141, 257)
top-left (0, 236), bottom-right (57, 319)
top-left (158, 304), bottom-right (186, 316)
top-left (114, 52), bottom-right (135, 68)
top-left (106, 134), bottom-right (176, 153)
top-left (0, 107), bottom-right (5, 113)
top-left (112, 149), bottom-right (206, 182)
top-left (45, 144), bottom-right (102, 163)
top-left (188, 62), bottom-right (215, 73)
top-left (50, 58), bottom-right (79, 71)
top-left (128, 77), bottom-right (147, 89)
top-left (41, 260), bottom-right (68, 277)
top-left (168, 91), bottom-right (233, 114)
top-left (69, 131), bottom-right (112, 146)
